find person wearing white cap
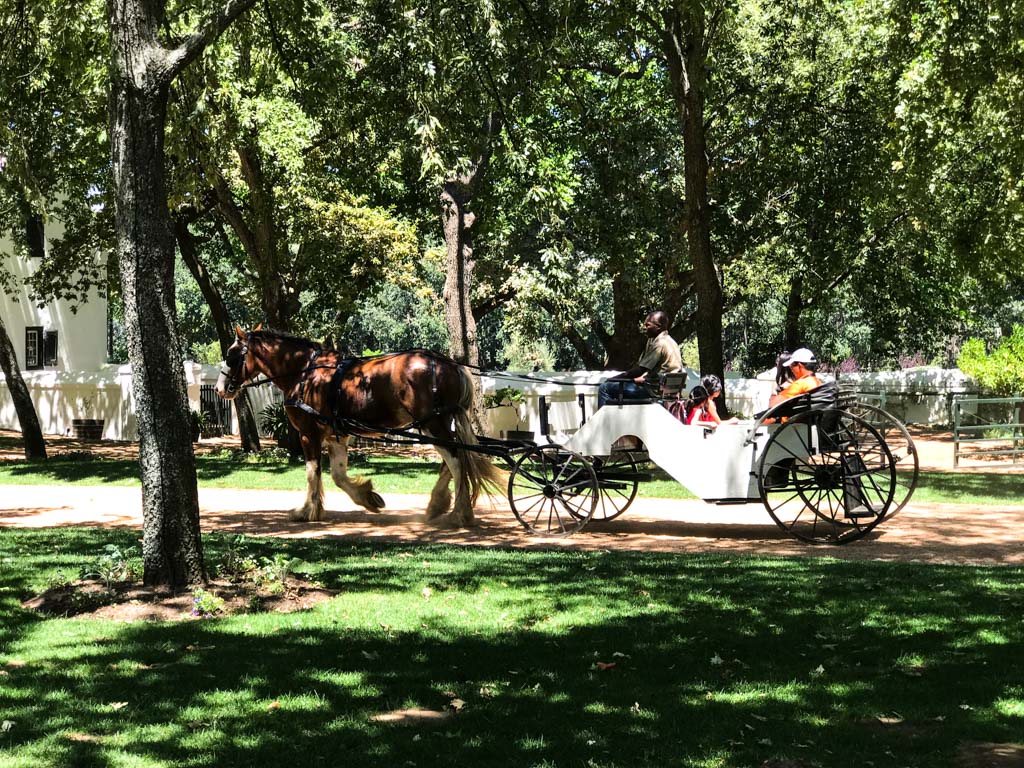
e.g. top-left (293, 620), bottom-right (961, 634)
top-left (767, 347), bottom-right (822, 409)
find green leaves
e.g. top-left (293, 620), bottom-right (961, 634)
top-left (957, 326), bottom-right (1024, 396)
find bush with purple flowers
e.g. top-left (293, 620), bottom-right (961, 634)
top-left (190, 588), bottom-right (225, 618)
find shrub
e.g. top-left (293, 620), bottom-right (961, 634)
top-left (258, 402), bottom-right (290, 441)
top-left (81, 544), bottom-right (142, 589)
top-left (483, 387), bottom-right (525, 410)
top-left (191, 588), bottom-right (226, 618)
top-left (957, 326), bottom-right (1024, 395)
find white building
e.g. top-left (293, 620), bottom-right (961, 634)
top-left (0, 227), bottom-right (243, 441)
top-left (0, 227), bottom-right (108, 374)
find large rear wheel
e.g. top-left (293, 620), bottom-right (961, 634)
top-left (844, 402), bottom-right (918, 517)
top-left (508, 445), bottom-right (598, 536)
top-left (758, 410), bottom-right (896, 544)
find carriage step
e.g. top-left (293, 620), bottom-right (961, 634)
top-left (844, 504), bottom-right (880, 519)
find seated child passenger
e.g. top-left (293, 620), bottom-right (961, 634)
top-left (700, 374), bottom-right (740, 425)
top-left (684, 385), bottom-right (716, 426)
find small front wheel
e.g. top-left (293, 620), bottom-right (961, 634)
top-left (589, 451), bottom-right (642, 521)
top-left (508, 445), bottom-right (598, 536)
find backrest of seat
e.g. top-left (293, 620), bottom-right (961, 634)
top-left (757, 378), bottom-right (837, 424)
top-left (661, 372), bottom-right (687, 399)
top-left (808, 379), bottom-right (838, 410)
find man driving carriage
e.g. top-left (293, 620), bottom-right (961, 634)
top-left (597, 310), bottom-right (683, 408)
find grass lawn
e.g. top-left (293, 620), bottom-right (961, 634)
top-left (2, 453), bottom-right (1024, 506)
top-left (0, 529), bottom-right (1022, 767)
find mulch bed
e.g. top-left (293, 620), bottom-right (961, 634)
top-left (21, 576), bottom-right (338, 622)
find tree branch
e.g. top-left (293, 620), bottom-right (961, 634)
top-left (163, 0), bottom-right (259, 83)
top-left (556, 53), bottom-right (655, 81)
top-left (537, 298), bottom-right (604, 369)
top-left (472, 289), bottom-right (516, 322)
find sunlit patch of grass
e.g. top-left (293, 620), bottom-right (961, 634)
top-left (994, 691), bottom-right (1024, 718)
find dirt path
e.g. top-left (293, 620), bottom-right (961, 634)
top-left (2, 483), bottom-right (1022, 566)
top-left (2, 427), bottom-right (1023, 566)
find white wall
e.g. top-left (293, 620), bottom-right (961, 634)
top-left (0, 230), bottom-right (108, 373)
top-left (835, 367), bottom-right (978, 423)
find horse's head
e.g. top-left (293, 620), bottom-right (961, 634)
top-left (215, 325), bottom-right (256, 400)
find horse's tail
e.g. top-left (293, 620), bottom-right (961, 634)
top-left (454, 366), bottom-right (506, 504)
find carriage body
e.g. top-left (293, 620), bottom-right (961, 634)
top-left (565, 404), bottom-right (785, 502)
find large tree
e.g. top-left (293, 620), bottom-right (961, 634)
top-left (108, 0), bottom-right (257, 589)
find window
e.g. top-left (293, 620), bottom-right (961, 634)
top-left (25, 326), bottom-right (43, 370)
top-left (44, 330), bottom-right (58, 367)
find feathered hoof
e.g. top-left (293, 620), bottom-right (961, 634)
top-left (290, 506), bottom-right (323, 522)
top-left (369, 492), bottom-right (385, 508)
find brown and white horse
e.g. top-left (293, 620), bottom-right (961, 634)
top-left (215, 327), bottom-right (502, 527)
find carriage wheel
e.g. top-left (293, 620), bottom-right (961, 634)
top-left (844, 402), bottom-right (919, 518)
top-left (757, 410), bottom-right (896, 544)
top-left (508, 445), bottom-right (598, 536)
top-left (586, 451), bottom-right (641, 522)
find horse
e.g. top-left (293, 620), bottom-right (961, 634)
top-left (214, 326), bottom-right (503, 527)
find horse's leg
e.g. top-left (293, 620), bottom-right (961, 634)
top-left (431, 443), bottom-right (474, 528)
top-left (292, 427), bottom-right (325, 522)
top-left (326, 437), bottom-right (385, 512)
top-left (425, 460), bottom-right (452, 520)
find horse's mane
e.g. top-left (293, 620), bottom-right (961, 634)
top-left (250, 328), bottom-right (324, 351)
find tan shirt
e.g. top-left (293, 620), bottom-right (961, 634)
top-left (637, 331), bottom-right (683, 388)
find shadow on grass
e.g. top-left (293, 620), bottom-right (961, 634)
top-left (1, 529), bottom-right (1023, 767)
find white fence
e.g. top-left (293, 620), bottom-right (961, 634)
top-left (0, 364), bottom-right (982, 441)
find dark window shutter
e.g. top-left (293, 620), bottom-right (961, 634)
top-left (44, 331), bottom-right (58, 367)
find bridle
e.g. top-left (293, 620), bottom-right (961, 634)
top-left (220, 335), bottom-right (251, 395)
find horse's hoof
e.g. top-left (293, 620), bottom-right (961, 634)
top-left (369, 492), bottom-right (385, 508)
top-left (289, 509), bottom-right (308, 522)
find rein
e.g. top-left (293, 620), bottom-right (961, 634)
top-left (463, 364), bottom-right (602, 388)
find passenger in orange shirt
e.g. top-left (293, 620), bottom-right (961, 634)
top-left (767, 347), bottom-right (822, 409)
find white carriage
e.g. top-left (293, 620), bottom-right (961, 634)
top-left (503, 383), bottom-right (919, 544)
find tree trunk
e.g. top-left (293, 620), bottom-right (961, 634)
top-left (440, 113), bottom-right (502, 429)
top-left (0, 313), bottom-right (47, 460)
top-left (603, 273), bottom-right (648, 370)
top-left (108, 0), bottom-right (257, 589)
top-left (662, 4), bottom-right (726, 408)
top-left (174, 217), bottom-right (261, 452)
top-left (441, 180), bottom-right (481, 370)
top-left (784, 273), bottom-right (804, 351)
top-left (210, 142), bottom-right (298, 332)
top-left (441, 180), bottom-right (486, 430)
